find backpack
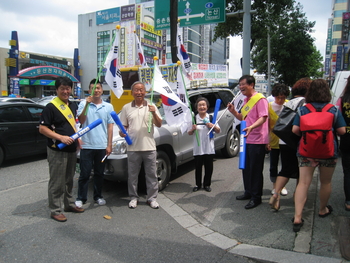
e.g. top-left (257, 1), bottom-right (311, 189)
top-left (298, 103), bottom-right (335, 159)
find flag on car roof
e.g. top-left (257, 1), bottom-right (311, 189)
top-left (152, 63), bottom-right (191, 131)
top-left (104, 31), bottom-right (123, 98)
top-left (135, 33), bottom-right (148, 68)
top-left (177, 24), bottom-right (191, 74)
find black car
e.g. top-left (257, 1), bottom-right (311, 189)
top-left (0, 97), bottom-right (35, 103)
top-left (0, 102), bottom-right (47, 166)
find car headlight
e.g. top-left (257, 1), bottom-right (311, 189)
top-left (111, 139), bottom-right (127, 154)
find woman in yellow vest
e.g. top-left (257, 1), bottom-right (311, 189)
top-left (267, 84), bottom-right (290, 208)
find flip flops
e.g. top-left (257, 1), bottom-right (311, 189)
top-left (318, 205), bottom-right (333, 218)
top-left (345, 203), bottom-right (350, 211)
top-left (292, 218), bottom-right (304, 232)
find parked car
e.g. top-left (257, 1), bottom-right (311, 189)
top-left (101, 87), bottom-right (240, 190)
top-left (36, 96), bottom-right (81, 107)
top-left (0, 97), bottom-right (35, 103)
top-left (0, 102), bottom-right (47, 166)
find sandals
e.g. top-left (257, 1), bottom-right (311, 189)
top-left (318, 205), bottom-right (333, 218)
top-left (269, 194), bottom-right (280, 211)
top-left (292, 218), bottom-right (304, 232)
top-left (345, 203), bottom-right (350, 211)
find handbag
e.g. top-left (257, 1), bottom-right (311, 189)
top-left (272, 99), bottom-right (304, 149)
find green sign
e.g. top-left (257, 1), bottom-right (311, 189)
top-left (154, 0), bottom-right (226, 30)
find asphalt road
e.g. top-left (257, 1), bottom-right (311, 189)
top-left (1, 151), bottom-right (349, 262)
top-left (0, 153), bottom-right (256, 263)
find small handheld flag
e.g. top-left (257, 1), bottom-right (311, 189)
top-left (104, 26), bottom-right (123, 99)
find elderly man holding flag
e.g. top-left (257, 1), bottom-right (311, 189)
top-left (119, 81), bottom-right (162, 209)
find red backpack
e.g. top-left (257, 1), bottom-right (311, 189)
top-left (299, 103), bottom-right (335, 159)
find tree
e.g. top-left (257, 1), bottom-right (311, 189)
top-left (215, 0), bottom-right (323, 86)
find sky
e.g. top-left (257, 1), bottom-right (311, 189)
top-left (0, 0), bottom-right (332, 79)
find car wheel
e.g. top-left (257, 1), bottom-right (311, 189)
top-left (221, 129), bottom-right (239, 158)
top-left (0, 147), bottom-right (4, 166)
top-left (156, 151), bottom-right (171, 191)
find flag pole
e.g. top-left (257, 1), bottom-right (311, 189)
top-left (148, 56), bottom-right (158, 133)
top-left (85, 25), bottom-right (120, 115)
top-left (177, 61), bottom-right (200, 146)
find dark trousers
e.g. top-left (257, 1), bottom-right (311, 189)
top-left (341, 151), bottom-right (350, 203)
top-left (194, 154), bottom-right (214, 188)
top-left (78, 149), bottom-right (106, 202)
top-left (278, 144), bottom-right (299, 179)
top-left (243, 144), bottom-right (266, 202)
top-left (269, 148), bottom-right (280, 183)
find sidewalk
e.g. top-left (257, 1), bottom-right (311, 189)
top-left (160, 155), bottom-right (350, 262)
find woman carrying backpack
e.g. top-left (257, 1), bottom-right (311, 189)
top-left (336, 76), bottom-right (350, 211)
top-left (291, 79), bottom-right (346, 232)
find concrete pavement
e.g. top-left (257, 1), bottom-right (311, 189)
top-left (160, 154), bottom-right (350, 262)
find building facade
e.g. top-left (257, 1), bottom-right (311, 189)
top-left (78, 0), bottom-right (228, 94)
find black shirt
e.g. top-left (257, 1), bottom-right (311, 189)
top-left (39, 101), bottom-right (78, 152)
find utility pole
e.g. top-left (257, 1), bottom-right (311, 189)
top-left (227, 0), bottom-right (256, 76)
top-left (170, 0), bottom-right (178, 63)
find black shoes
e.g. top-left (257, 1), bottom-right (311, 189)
top-left (236, 194), bottom-right (251, 200)
top-left (193, 186), bottom-right (212, 192)
top-left (204, 186), bottom-right (211, 192)
top-left (244, 200), bottom-right (261, 209)
top-left (193, 186), bottom-right (201, 192)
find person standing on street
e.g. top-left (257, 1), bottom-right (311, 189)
top-left (336, 76), bottom-right (350, 211)
top-left (228, 75), bottom-right (269, 209)
top-left (39, 76), bottom-right (84, 222)
top-left (188, 97), bottom-right (220, 192)
top-left (75, 79), bottom-right (114, 209)
top-left (119, 81), bottom-right (162, 209)
top-left (292, 79), bottom-right (346, 232)
top-left (267, 83), bottom-right (290, 197)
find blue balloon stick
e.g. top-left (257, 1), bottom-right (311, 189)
top-left (210, 99), bottom-right (221, 139)
top-left (110, 111), bottom-right (132, 145)
top-left (57, 118), bottom-right (102, 149)
top-left (239, 120), bottom-right (247, 169)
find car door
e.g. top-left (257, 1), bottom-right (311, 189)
top-left (26, 105), bottom-right (46, 153)
top-left (0, 105), bottom-right (36, 159)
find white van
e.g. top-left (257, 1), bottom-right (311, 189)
top-left (330, 71), bottom-right (350, 105)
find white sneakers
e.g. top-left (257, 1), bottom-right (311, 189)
top-left (129, 199), bottom-right (138, 209)
top-left (281, 187), bottom-right (288, 196)
top-left (271, 188), bottom-right (288, 196)
top-left (75, 200), bottom-right (83, 208)
top-left (148, 200), bottom-right (159, 209)
top-left (128, 199), bottom-right (159, 209)
top-left (96, 198), bottom-right (106, 206)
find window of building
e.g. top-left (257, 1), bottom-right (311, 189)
top-left (335, 0), bottom-right (347, 3)
top-left (89, 19), bottom-right (92, 27)
top-left (332, 38), bottom-right (341, 45)
top-left (333, 24), bottom-right (343, 31)
top-left (97, 30), bottom-right (111, 80)
top-left (334, 10), bottom-right (347, 17)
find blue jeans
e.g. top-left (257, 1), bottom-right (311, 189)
top-left (341, 151), bottom-right (350, 204)
top-left (77, 149), bottom-right (106, 203)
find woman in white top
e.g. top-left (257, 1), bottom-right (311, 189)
top-left (188, 97), bottom-right (220, 192)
